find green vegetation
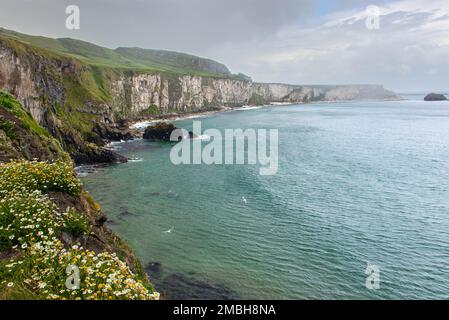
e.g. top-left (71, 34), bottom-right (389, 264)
top-left (61, 209), bottom-right (91, 238)
top-left (0, 27), bottom-right (238, 78)
top-left (141, 105), bottom-right (160, 116)
top-left (0, 92), bottom-right (49, 138)
top-left (0, 92), bottom-right (70, 163)
top-left (0, 160), bottom-right (82, 196)
top-left (0, 117), bottom-right (15, 139)
top-left (0, 160), bottom-right (159, 300)
top-left (248, 93), bottom-right (269, 106)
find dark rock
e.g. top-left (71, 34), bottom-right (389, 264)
top-left (145, 262), bottom-right (162, 278)
top-left (60, 232), bottom-right (75, 246)
top-left (119, 211), bottom-right (133, 217)
top-left (72, 147), bottom-right (128, 165)
top-left (143, 122), bottom-right (179, 141)
top-left (93, 123), bottom-right (134, 142)
top-left (156, 273), bottom-right (239, 300)
top-left (95, 214), bottom-right (108, 227)
top-left (106, 219), bottom-right (118, 226)
top-left (424, 93), bottom-right (447, 101)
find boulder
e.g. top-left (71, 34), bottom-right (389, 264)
top-left (143, 122), bottom-right (179, 141)
top-left (424, 93), bottom-right (447, 101)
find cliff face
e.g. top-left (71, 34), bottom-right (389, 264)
top-left (0, 34), bottom-right (398, 163)
top-left (108, 75), bottom-right (397, 115)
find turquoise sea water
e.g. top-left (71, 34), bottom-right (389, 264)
top-left (82, 97), bottom-right (449, 299)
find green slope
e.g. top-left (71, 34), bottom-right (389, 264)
top-left (0, 27), bottom-right (232, 77)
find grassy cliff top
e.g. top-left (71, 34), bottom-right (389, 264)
top-left (0, 27), bottom-right (237, 78)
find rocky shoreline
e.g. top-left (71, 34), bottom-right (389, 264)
top-left (94, 96), bottom-right (406, 165)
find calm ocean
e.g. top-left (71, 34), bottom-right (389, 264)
top-left (82, 96), bottom-right (449, 299)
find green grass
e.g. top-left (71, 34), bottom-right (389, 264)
top-left (0, 117), bottom-right (16, 139)
top-left (0, 92), bottom-right (49, 138)
top-left (248, 93), bottom-right (268, 106)
top-left (62, 209), bottom-right (91, 238)
top-left (140, 105), bottom-right (160, 116)
top-left (0, 27), bottom-right (244, 79)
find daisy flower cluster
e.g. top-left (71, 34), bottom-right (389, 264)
top-left (4, 239), bottom-right (159, 300)
top-left (0, 160), bottom-right (82, 197)
top-left (0, 187), bottom-right (63, 250)
top-left (0, 160), bottom-right (159, 300)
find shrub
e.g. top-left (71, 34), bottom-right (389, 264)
top-left (62, 209), bottom-right (91, 238)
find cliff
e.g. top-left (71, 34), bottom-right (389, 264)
top-left (0, 92), bottom-right (158, 300)
top-left (0, 28), bottom-right (398, 163)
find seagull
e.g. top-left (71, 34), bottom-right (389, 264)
top-left (241, 196), bottom-right (247, 205)
top-left (163, 226), bottom-right (174, 234)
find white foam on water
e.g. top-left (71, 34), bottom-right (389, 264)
top-left (194, 134), bottom-right (210, 141)
top-left (234, 106), bottom-right (263, 111)
top-left (130, 120), bottom-right (162, 130)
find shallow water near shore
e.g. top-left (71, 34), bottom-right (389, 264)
top-left (82, 98), bottom-right (449, 299)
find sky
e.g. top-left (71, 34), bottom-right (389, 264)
top-left (0, 0), bottom-right (448, 92)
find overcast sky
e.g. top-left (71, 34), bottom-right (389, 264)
top-left (0, 0), bottom-right (448, 92)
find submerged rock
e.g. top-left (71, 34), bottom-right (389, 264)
top-left (424, 93), bottom-right (447, 101)
top-left (143, 122), bottom-right (179, 141)
top-left (157, 273), bottom-right (239, 300)
top-left (119, 210), bottom-right (137, 219)
top-left (145, 262), bottom-right (162, 278)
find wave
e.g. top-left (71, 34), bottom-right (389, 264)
top-left (130, 120), bottom-right (161, 130)
top-left (234, 106), bottom-right (263, 111)
top-left (193, 134), bottom-right (210, 141)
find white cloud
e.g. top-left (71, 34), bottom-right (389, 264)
top-left (215, 0), bottom-right (449, 91)
top-left (0, 0), bottom-right (447, 91)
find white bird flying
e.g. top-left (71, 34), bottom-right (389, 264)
top-left (164, 226), bottom-right (174, 233)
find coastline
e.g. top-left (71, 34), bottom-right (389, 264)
top-left (79, 96), bottom-right (405, 177)
top-left (75, 95), bottom-right (406, 173)
top-left (125, 97), bottom-right (404, 134)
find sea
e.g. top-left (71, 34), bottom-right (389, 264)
top-left (81, 94), bottom-right (449, 299)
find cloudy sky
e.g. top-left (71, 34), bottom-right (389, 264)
top-left (0, 0), bottom-right (448, 92)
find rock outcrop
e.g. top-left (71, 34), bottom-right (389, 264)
top-left (424, 93), bottom-right (447, 101)
top-left (143, 122), bottom-right (179, 141)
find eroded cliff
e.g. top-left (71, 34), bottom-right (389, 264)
top-left (0, 30), bottom-right (398, 163)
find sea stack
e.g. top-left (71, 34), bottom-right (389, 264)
top-left (424, 93), bottom-right (447, 101)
